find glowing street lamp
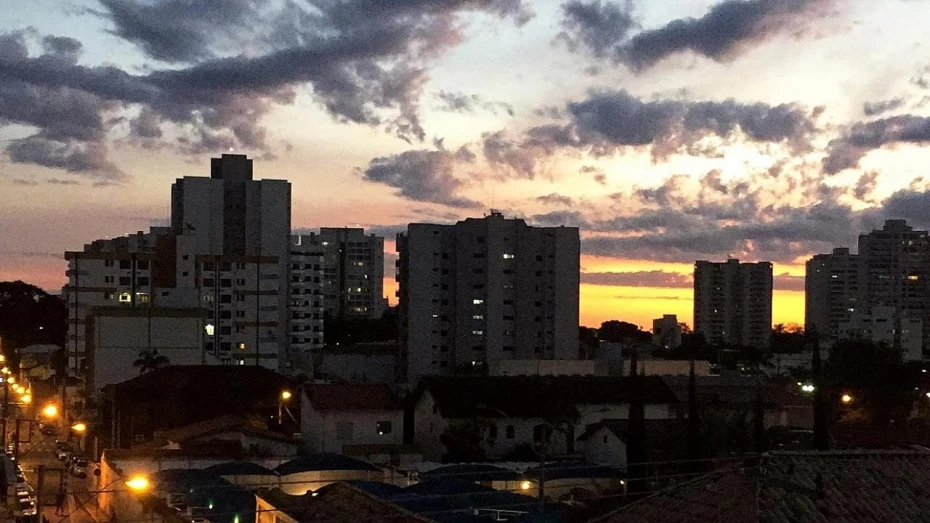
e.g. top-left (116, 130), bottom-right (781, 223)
top-left (41, 404), bottom-right (58, 418)
top-left (72, 422), bottom-right (87, 433)
top-left (841, 394), bottom-right (853, 404)
top-left (125, 475), bottom-right (151, 493)
top-left (21, 394), bottom-right (31, 405)
top-left (280, 390), bottom-right (292, 401)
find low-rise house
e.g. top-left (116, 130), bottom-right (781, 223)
top-left (204, 461), bottom-right (279, 489)
top-left (302, 383), bottom-right (405, 455)
top-left (410, 376), bottom-right (680, 461)
top-left (149, 415), bottom-right (299, 456)
top-left (419, 464), bottom-right (529, 494)
top-left (577, 419), bottom-right (688, 468)
top-left (524, 463), bottom-right (623, 502)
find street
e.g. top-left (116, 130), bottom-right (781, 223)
top-left (15, 427), bottom-right (98, 523)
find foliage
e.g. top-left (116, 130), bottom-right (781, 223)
top-left (132, 349), bottom-right (170, 375)
top-left (440, 420), bottom-right (491, 462)
top-left (770, 323), bottom-right (806, 354)
top-left (0, 280), bottom-right (67, 349)
top-left (599, 320), bottom-right (651, 345)
top-left (503, 442), bottom-right (539, 461)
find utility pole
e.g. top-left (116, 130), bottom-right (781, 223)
top-left (538, 441), bottom-right (546, 511)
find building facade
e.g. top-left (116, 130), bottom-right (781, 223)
top-left (291, 229), bottom-right (385, 320)
top-left (652, 314), bottom-right (682, 349)
top-left (397, 212), bottom-right (580, 382)
top-left (693, 259), bottom-right (773, 348)
top-left (859, 219), bottom-right (930, 322)
top-left (838, 305), bottom-right (923, 361)
top-left (804, 248), bottom-right (866, 339)
top-left (288, 246), bottom-right (325, 368)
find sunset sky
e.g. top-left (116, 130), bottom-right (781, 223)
top-left (3, 0), bottom-right (930, 329)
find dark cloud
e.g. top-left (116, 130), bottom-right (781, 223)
top-left (524, 90), bottom-right (815, 161)
top-left (10, 179), bottom-right (39, 186)
top-left (616, 294), bottom-right (685, 300)
top-left (482, 130), bottom-right (555, 178)
top-left (436, 91), bottom-right (514, 116)
top-left (6, 138), bottom-right (123, 180)
top-left (360, 148), bottom-right (481, 208)
top-left (863, 98), bottom-right (905, 116)
top-left (581, 270), bottom-right (691, 288)
top-left (527, 210), bottom-right (590, 228)
top-left (535, 193), bottom-right (575, 207)
top-left (617, 0), bottom-right (834, 71)
top-left (559, 0), bottom-right (636, 57)
top-left (774, 273), bottom-right (804, 291)
top-left (0, 1), bottom-right (531, 176)
top-left (823, 115), bottom-right (930, 174)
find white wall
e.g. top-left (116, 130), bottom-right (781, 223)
top-left (584, 427), bottom-right (626, 467)
top-left (303, 403), bottom-right (404, 454)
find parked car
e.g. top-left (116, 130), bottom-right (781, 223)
top-left (41, 424), bottom-right (58, 436)
top-left (71, 460), bottom-right (88, 478)
top-left (56, 449), bottom-right (71, 461)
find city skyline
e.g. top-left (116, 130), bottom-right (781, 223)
top-left (4, 1), bottom-right (930, 329)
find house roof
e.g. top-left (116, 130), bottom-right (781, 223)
top-left (576, 419), bottom-right (689, 461)
top-left (274, 453), bottom-right (381, 475)
top-left (421, 464), bottom-right (522, 482)
top-left (593, 451), bottom-right (930, 523)
top-left (150, 414), bottom-right (296, 447)
top-left (390, 479), bottom-right (540, 518)
top-left (416, 376), bottom-right (679, 419)
top-left (307, 383), bottom-right (401, 411)
top-left (153, 469), bottom-right (255, 523)
top-left (258, 483), bottom-right (435, 523)
top-left (204, 461), bottom-right (276, 476)
top-left (523, 462), bottom-right (622, 481)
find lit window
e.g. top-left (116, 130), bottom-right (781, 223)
top-left (472, 330), bottom-right (484, 336)
top-left (237, 342), bottom-right (246, 350)
top-left (472, 315), bottom-right (484, 320)
top-left (909, 275), bottom-right (920, 281)
top-left (135, 293), bottom-right (150, 304)
top-left (376, 421), bottom-right (392, 435)
top-left (473, 299), bottom-right (484, 305)
top-left (118, 293), bottom-right (132, 303)
top-left (502, 254), bottom-right (515, 259)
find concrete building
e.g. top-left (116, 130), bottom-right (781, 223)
top-left (859, 220), bottom-right (930, 317)
top-left (804, 248), bottom-right (866, 339)
top-left (652, 314), bottom-right (682, 349)
top-left (291, 228), bottom-right (385, 319)
top-left (288, 246), bottom-right (325, 369)
top-left (397, 212), bottom-right (580, 382)
top-left (301, 384), bottom-right (404, 455)
top-left (838, 305), bottom-right (923, 361)
top-left (693, 259), bottom-right (773, 348)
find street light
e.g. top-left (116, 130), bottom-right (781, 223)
top-left (278, 390), bottom-right (293, 424)
top-left (841, 394), bottom-right (853, 404)
top-left (42, 404), bottom-right (58, 418)
top-left (72, 422), bottom-right (87, 433)
top-left (21, 394), bottom-right (31, 405)
top-left (125, 475), bottom-right (151, 493)
top-left (280, 390), bottom-right (292, 401)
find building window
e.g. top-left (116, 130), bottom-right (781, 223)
top-left (119, 260), bottom-right (131, 269)
top-left (103, 292), bottom-right (114, 300)
top-left (237, 342), bottom-right (247, 350)
top-left (137, 261), bottom-right (149, 270)
top-left (220, 310), bottom-right (231, 319)
top-left (220, 342), bottom-right (231, 351)
top-left (506, 425), bottom-right (515, 439)
top-left (220, 326), bottom-right (231, 335)
top-left (204, 278), bottom-right (215, 287)
top-left (220, 295), bottom-right (232, 303)
top-left (502, 253), bottom-right (515, 259)
top-left (104, 260), bottom-right (114, 267)
top-left (220, 279), bottom-right (232, 287)
top-left (336, 421), bottom-right (354, 442)
top-left (473, 299), bottom-right (484, 305)
top-left (118, 293), bottom-right (131, 303)
top-left (137, 277), bottom-right (150, 286)
top-left (376, 421), bottom-right (392, 435)
top-left (118, 277), bottom-right (131, 286)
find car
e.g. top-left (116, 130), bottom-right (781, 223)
top-left (41, 425), bottom-right (57, 436)
top-left (56, 449), bottom-right (71, 461)
top-left (71, 460), bottom-right (88, 478)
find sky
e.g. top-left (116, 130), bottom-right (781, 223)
top-left (2, 0), bottom-right (930, 330)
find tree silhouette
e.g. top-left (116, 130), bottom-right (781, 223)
top-left (0, 280), bottom-right (67, 349)
top-left (133, 349), bottom-right (170, 375)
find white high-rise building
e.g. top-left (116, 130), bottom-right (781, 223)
top-left (693, 259), bottom-right (773, 348)
top-left (65, 155), bottom-right (293, 391)
top-left (291, 229), bottom-right (385, 320)
top-left (396, 212), bottom-right (580, 382)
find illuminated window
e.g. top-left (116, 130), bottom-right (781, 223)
top-left (502, 254), bottom-right (515, 259)
top-left (472, 315), bottom-right (484, 320)
top-left (237, 342), bottom-right (246, 350)
top-left (473, 299), bottom-right (484, 305)
top-left (135, 293), bottom-right (150, 304)
top-left (909, 275), bottom-right (920, 281)
top-left (472, 330), bottom-right (484, 336)
top-left (118, 293), bottom-right (131, 303)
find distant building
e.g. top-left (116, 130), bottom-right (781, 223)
top-left (291, 228), bottom-right (385, 319)
top-left (693, 259), bottom-right (772, 348)
top-left (838, 305), bottom-right (923, 361)
top-left (397, 212), bottom-right (580, 382)
top-left (652, 314), bottom-right (682, 349)
top-left (301, 384), bottom-right (404, 455)
top-left (288, 247), bottom-right (325, 368)
top-left (804, 247), bottom-right (866, 339)
top-left (859, 220), bottom-right (930, 317)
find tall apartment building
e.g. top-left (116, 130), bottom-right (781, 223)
top-left (693, 259), bottom-right (773, 348)
top-left (396, 212), bottom-right (580, 382)
top-left (858, 220), bottom-right (930, 316)
top-left (804, 248), bottom-right (866, 339)
top-left (65, 155), bottom-right (293, 391)
top-left (291, 229), bottom-right (385, 319)
top-left (289, 242), bottom-right (325, 368)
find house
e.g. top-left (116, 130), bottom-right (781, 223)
top-left (576, 419), bottom-right (688, 468)
top-left (593, 451), bottom-right (930, 523)
top-left (273, 454), bottom-right (384, 495)
top-left (204, 461), bottom-right (280, 489)
top-left (99, 365), bottom-right (296, 449)
top-left (147, 414), bottom-right (299, 456)
top-left (302, 383), bottom-right (405, 455)
top-left (523, 462), bottom-right (624, 502)
top-left (256, 483), bottom-right (434, 523)
top-left (410, 376), bottom-right (680, 461)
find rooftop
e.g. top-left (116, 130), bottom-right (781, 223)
top-left (274, 453), bottom-right (381, 476)
top-left (258, 483), bottom-right (434, 523)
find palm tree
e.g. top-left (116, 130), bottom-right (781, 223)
top-left (133, 349), bottom-right (170, 375)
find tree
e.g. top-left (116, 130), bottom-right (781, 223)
top-left (133, 349), bottom-right (169, 375)
top-left (770, 323), bottom-right (806, 354)
top-left (0, 281), bottom-right (67, 349)
top-left (599, 321), bottom-right (651, 344)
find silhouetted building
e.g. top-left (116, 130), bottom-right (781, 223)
top-left (859, 219), bottom-right (930, 322)
top-left (804, 247), bottom-right (866, 339)
top-left (693, 259), bottom-right (772, 348)
top-left (396, 212), bottom-right (580, 382)
top-left (652, 314), bottom-right (682, 349)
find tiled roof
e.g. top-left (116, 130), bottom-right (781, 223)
top-left (591, 451), bottom-right (930, 523)
top-left (274, 453), bottom-right (381, 475)
top-left (204, 461), bottom-right (276, 476)
top-left (151, 414), bottom-right (295, 446)
top-left (421, 464), bottom-right (522, 482)
top-left (417, 376), bottom-right (679, 419)
top-left (307, 383), bottom-right (401, 411)
top-left (590, 468), bottom-right (758, 523)
top-left (258, 483), bottom-right (435, 523)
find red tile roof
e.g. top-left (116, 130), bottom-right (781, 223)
top-left (307, 383), bottom-right (401, 411)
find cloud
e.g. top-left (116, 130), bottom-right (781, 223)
top-left (582, 270), bottom-right (691, 288)
top-left (528, 210), bottom-right (590, 228)
top-left (436, 91), bottom-right (514, 116)
top-left (774, 272), bottom-right (804, 291)
top-left (863, 98), bottom-right (905, 116)
top-left (0, 1), bottom-right (532, 176)
top-left (823, 114), bottom-right (930, 174)
top-left (618, 0), bottom-right (835, 71)
top-left (360, 148), bottom-right (481, 208)
top-left (558, 0), bottom-right (636, 57)
top-left (535, 193), bottom-right (575, 207)
top-left (524, 90), bottom-right (816, 161)
top-left (616, 294), bottom-right (685, 301)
